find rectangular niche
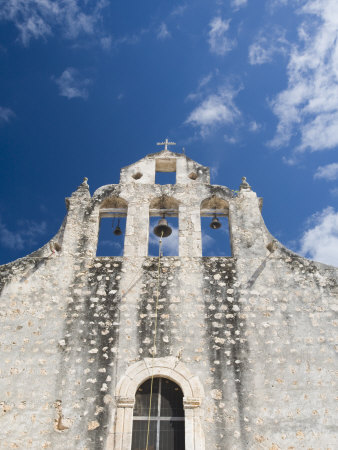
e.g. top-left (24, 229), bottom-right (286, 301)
top-left (155, 159), bottom-right (176, 185)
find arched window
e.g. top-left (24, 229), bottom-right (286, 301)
top-left (97, 196), bottom-right (128, 256)
top-left (200, 196), bottom-right (231, 256)
top-left (132, 377), bottom-right (185, 450)
top-left (148, 196), bottom-right (179, 256)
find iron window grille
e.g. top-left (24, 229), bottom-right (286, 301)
top-left (131, 377), bottom-right (185, 450)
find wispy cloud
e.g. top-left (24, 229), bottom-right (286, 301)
top-left (170, 5), bottom-right (187, 17)
top-left (114, 28), bottom-right (148, 47)
top-left (54, 67), bottom-right (91, 100)
top-left (208, 17), bottom-right (236, 56)
top-left (0, 106), bottom-right (15, 123)
top-left (157, 23), bottom-right (170, 40)
top-left (269, 0), bottom-right (338, 153)
top-left (224, 134), bottom-right (237, 144)
top-left (249, 28), bottom-right (289, 65)
top-left (314, 163), bottom-right (338, 181)
top-left (249, 120), bottom-right (262, 133)
top-left (0, 216), bottom-right (46, 250)
top-left (0, 0), bottom-right (108, 46)
top-left (185, 85), bottom-right (241, 136)
top-left (100, 35), bottom-right (112, 50)
top-left (299, 206), bottom-right (338, 267)
top-left (231, 0), bottom-right (248, 11)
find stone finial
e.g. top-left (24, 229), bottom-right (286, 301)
top-left (69, 177), bottom-right (90, 201)
top-left (239, 176), bottom-right (251, 191)
top-left (75, 177), bottom-right (89, 191)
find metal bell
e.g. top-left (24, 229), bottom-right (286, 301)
top-left (153, 215), bottom-right (172, 238)
top-left (113, 226), bottom-right (122, 236)
top-left (113, 219), bottom-right (122, 236)
top-left (210, 214), bottom-right (221, 230)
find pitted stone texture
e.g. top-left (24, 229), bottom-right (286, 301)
top-left (0, 151), bottom-right (337, 449)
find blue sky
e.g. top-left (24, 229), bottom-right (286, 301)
top-left (0, 0), bottom-right (338, 266)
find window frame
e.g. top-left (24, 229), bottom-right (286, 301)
top-left (108, 357), bottom-right (205, 450)
top-left (132, 377), bottom-right (185, 450)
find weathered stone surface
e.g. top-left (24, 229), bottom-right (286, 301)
top-left (0, 150), bottom-right (337, 449)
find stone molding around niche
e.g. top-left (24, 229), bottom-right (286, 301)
top-left (108, 357), bottom-right (205, 450)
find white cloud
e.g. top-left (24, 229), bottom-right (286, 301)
top-left (299, 206), bottom-right (338, 267)
top-left (249, 121), bottom-right (261, 132)
top-left (157, 23), bottom-right (170, 40)
top-left (210, 165), bottom-right (218, 178)
top-left (202, 232), bottom-right (216, 249)
top-left (249, 29), bottom-right (288, 65)
top-left (185, 73), bottom-right (214, 102)
top-left (231, 0), bottom-right (248, 10)
top-left (185, 86), bottom-right (241, 136)
top-left (0, 0), bottom-right (107, 45)
top-left (269, 0), bottom-right (338, 153)
top-left (99, 240), bottom-right (122, 249)
top-left (114, 29), bottom-right (148, 47)
top-left (199, 73), bottom-right (213, 89)
top-left (0, 106), bottom-right (15, 123)
top-left (0, 216), bottom-right (46, 250)
top-left (100, 35), bottom-right (112, 50)
top-left (208, 17), bottom-right (236, 55)
top-left (314, 163), bottom-right (338, 181)
top-left (170, 5), bottom-right (187, 17)
top-left (224, 134), bottom-right (237, 144)
top-left (54, 67), bottom-right (91, 99)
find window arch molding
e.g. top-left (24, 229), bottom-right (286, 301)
top-left (109, 357), bottom-right (205, 450)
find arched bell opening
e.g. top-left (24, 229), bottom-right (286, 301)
top-left (148, 196), bottom-right (179, 256)
top-left (200, 196), bottom-right (232, 256)
top-left (131, 377), bottom-right (185, 450)
top-left (96, 196), bottom-right (128, 256)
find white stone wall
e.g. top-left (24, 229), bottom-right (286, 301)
top-left (0, 151), bottom-right (337, 449)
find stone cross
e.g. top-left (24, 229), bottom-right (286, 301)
top-left (156, 138), bottom-right (176, 151)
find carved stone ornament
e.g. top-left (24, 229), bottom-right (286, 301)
top-left (116, 396), bottom-right (135, 408)
top-left (183, 397), bottom-right (201, 409)
top-left (239, 176), bottom-right (251, 191)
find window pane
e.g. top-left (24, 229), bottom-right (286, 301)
top-left (159, 420), bottom-right (185, 450)
top-left (132, 420), bottom-right (157, 450)
top-left (134, 378), bottom-right (159, 417)
top-left (160, 379), bottom-right (184, 417)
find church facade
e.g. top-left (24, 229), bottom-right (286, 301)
top-left (0, 149), bottom-right (337, 449)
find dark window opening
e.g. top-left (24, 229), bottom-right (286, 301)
top-left (148, 216), bottom-right (178, 256)
top-left (96, 216), bottom-right (126, 256)
top-left (155, 159), bottom-right (176, 185)
top-left (201, 216), bottom-right (231, 256)
top-left (132, 378), bottom-right (185, 450)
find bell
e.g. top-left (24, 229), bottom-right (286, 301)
top-left (113, 219), bottom-right (122, 236)
top-left (113, 226), bottom-right (122, 236)
top-left (210, 214), bottom-right (221, 230)
top-left (153, 215), bottom-right (172, 238)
